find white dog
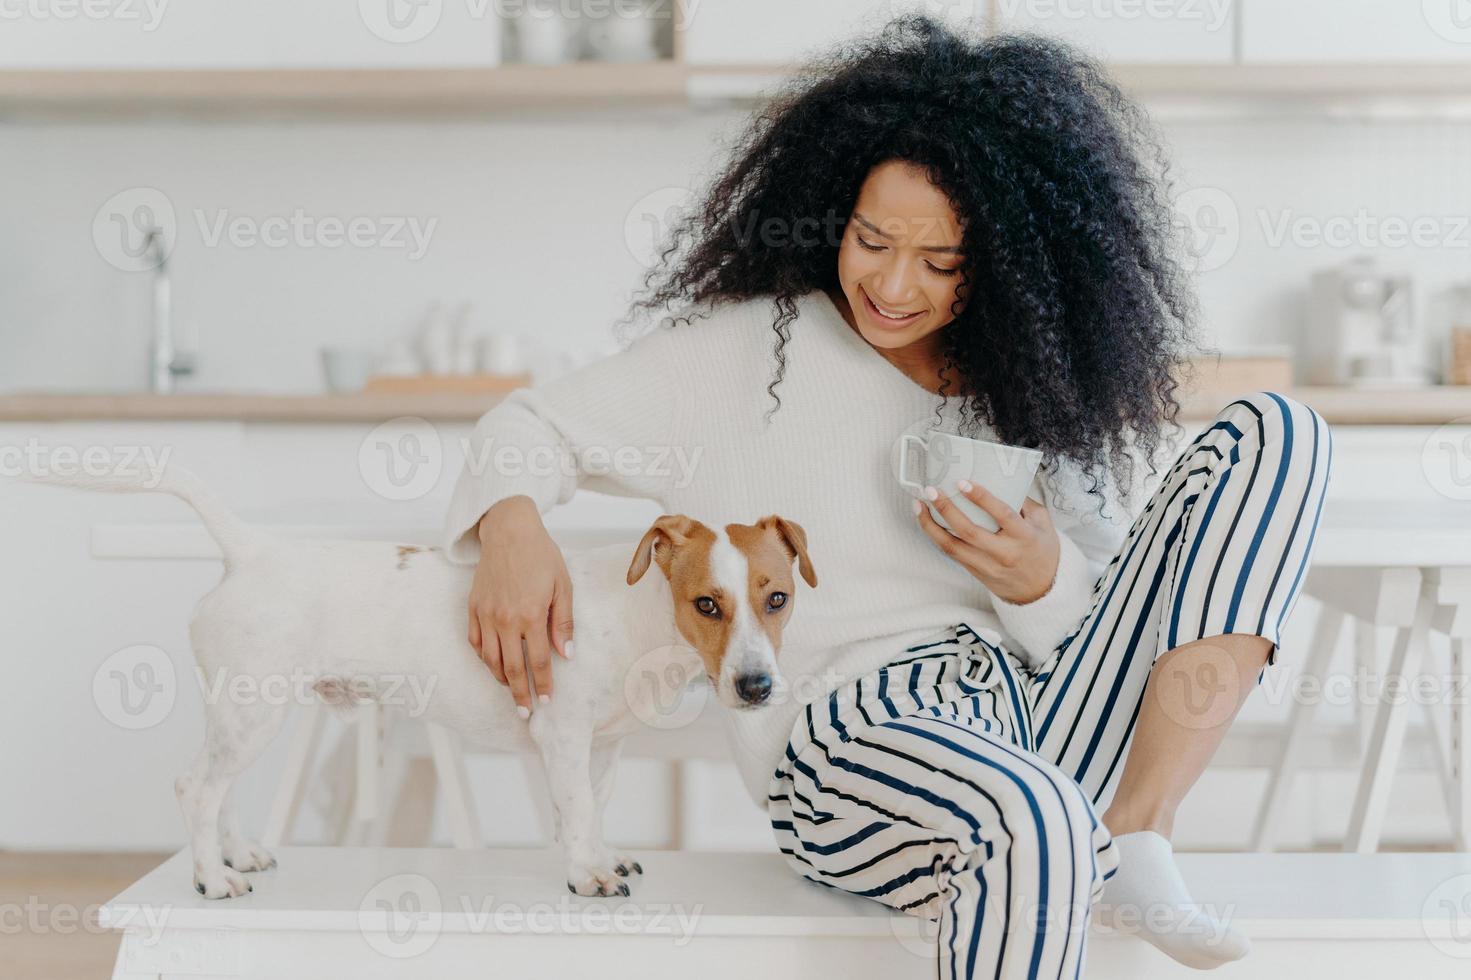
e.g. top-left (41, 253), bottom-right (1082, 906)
top-left (31, 465), bottom-right (816, 899)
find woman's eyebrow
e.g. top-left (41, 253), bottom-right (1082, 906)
top-left (852, 212), bottom-right (963, 254)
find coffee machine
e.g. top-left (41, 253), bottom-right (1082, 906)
top-left (1304, 257), bottom-right (1426, 387)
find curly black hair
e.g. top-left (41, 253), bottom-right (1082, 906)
top-left (630, 15), bottom-right (1197, 497)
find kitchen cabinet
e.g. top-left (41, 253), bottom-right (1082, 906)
top-left (1242, 0), bottom-right (1471, 63)
top-left (0, 0), bottom-right (501, 70)
top-left (995, 0), bottom-right (1237, 64)
top-left (680, 0), bottom-right (981, 66)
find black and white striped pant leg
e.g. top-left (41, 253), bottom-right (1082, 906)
top-left (1028, 391), bottom-right (1333, 804)
top-left (771, 690), bottom-right (1119, 979)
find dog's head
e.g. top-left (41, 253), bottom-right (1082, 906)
top-left (626, 514), bottom-right (816, 710)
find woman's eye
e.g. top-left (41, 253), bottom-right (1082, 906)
top-left (856, 235), bottom-right (885, 252)
top-left (695, 596), bottom-right (719, 617)
top-left (767, 592), bottom-right (788, 611)
top-left (928, 263), bottom-right (961, 278)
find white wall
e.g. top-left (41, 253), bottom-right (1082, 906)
top-left (2, 110), bottom-right (1471, 392)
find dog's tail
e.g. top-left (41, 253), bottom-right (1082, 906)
top-left (21, 462), bottom-right (263, 566)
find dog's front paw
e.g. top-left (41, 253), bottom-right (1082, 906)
top-left (222, 839), bottom-right (276, 873)
top-left (193, 864), bottom-right (253, 900)
top-left (566, 864), bottom-right (632, 898)
top-left (610, 854), bottom-right (643, 877)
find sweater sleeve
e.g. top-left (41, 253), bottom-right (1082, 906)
top-left (988, 461), bottom-right (1132, 669)
top-left (441, 326), bottom-right (685, 565)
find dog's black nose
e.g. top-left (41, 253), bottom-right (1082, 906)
top-left (735, 673), bottom-right (773, 705)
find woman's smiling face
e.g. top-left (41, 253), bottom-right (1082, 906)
top-left (836, 159), bottom-right (968, 352)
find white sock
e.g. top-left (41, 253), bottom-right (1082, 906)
top-left (1095, 830), bottom-right (1250, 970)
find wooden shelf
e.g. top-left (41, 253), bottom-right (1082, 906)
top-left (0, 391), bottom-right (514, 423)
top-left (6, 61), bottom-right (1471, 116)
top-left (4, 386), bottom-right (1469, 426)
top-left (694, 61), bottom-right (1471, 102)
top-left (0, 62), bottom-right (691, 116)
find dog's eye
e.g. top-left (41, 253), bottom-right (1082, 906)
top-left (694, 596), bottom-right (720, 617)
top-left (767, 592), bottom-right (788, 612)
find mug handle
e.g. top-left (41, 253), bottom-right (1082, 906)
top-left (898, 434), bottom-right (928, 491)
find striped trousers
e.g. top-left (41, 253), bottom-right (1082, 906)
top-left (767, 392), bottom-right (1333, 980)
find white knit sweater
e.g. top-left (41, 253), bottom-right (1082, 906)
top-left (443, 289), bottom-right (1130, 806)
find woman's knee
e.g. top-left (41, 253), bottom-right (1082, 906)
top-left (987, 766), bottom-right (1106, 883)
top-left (1215, 391), bottom-right (1332, 476)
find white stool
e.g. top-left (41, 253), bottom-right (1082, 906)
top-left (1252, 565), bottom-right (1471, 852)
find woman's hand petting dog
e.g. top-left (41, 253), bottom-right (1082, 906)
top-left (470, 495), bottom-right (576, 716)
top-left (914, 480), bottom-right (1061, 606)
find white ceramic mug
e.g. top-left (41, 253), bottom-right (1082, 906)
top-left (898, 429), bottom-right (1044, 533)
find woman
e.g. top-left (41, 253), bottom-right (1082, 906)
top-left (443, 17), bottom-right (1330, 979)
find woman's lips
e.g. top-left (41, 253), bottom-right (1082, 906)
top-left (860, 287), bottom-right (924, 330)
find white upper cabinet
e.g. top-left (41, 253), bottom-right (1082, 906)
top-left (681, 0), bottom-right (983, 66)
top-left (0, 0), bottom-right (502, 69)
top-left (1242, 0), bottom-right (1471, 62)
top-left (994, 0), bottom-right (1237, 63)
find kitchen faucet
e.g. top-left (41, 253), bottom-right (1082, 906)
top-left (144, 227), bottom-right (194, 393)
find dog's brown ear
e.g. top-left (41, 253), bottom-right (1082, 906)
top-left (758, 515), bottom-right (817, 588)
top-left (627, 515), bottom-right (698, 585)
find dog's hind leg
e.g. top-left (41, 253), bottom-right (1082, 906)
top-left (176, 697), bottom-right (286, 899)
